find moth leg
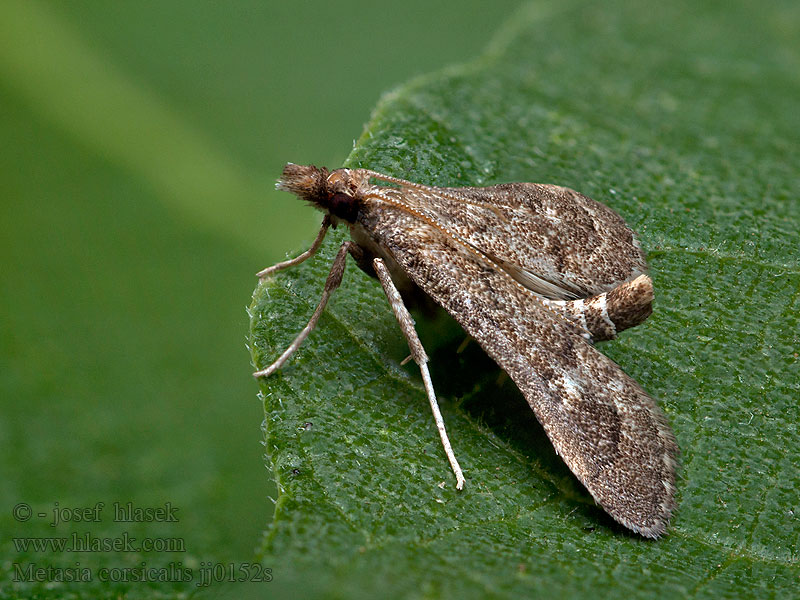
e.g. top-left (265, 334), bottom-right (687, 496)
top-left (253, 238), bottom-right (355, 378)
top-left (373, 257), bottom-right (466, 491)
top-left (256, 216), bottom-right (331, 280)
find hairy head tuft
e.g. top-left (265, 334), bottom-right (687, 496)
top-left (276, 163), bottom-right (329, 202)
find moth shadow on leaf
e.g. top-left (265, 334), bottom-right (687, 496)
top-left (416, 312), bottom-right (630, 533)
top-left (414, 313), bottom-right (579, 486)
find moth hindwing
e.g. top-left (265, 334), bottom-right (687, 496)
top-left (255, 163), bottom-right (678, 538)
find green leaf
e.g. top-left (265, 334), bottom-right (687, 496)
top-left (249, 1), bottom-right (800, 597)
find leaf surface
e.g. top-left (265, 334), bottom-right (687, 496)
top-left (250, 2), bottom-right (800, 596)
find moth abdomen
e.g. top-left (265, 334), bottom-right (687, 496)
top-left (544, 274), bottom-right (654, 342)
top-left (602, 274), bottom-right (654, 332)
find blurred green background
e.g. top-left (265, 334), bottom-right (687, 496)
top-left (0, 0), bottom-right (517, 596)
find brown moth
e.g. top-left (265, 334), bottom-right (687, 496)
top-left (254, 164), bottom-right (678, 538)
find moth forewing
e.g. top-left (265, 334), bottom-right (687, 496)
top-left (362, 171), bottom-right (650, 299)
top-left (256, 163), bottom-right (678, 538)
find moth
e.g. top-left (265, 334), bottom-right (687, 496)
top-left (254, 163), bottom-right (678, 538)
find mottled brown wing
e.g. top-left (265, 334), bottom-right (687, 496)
top-left (358, 194), bottom-right (678, 538)
top-left (363, 171), bottom-right (647, 300)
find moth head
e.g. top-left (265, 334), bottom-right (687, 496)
top-left (276, 163), bottom-right (361, 223)
top-left (276, 163), bottom-right (330, 202)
